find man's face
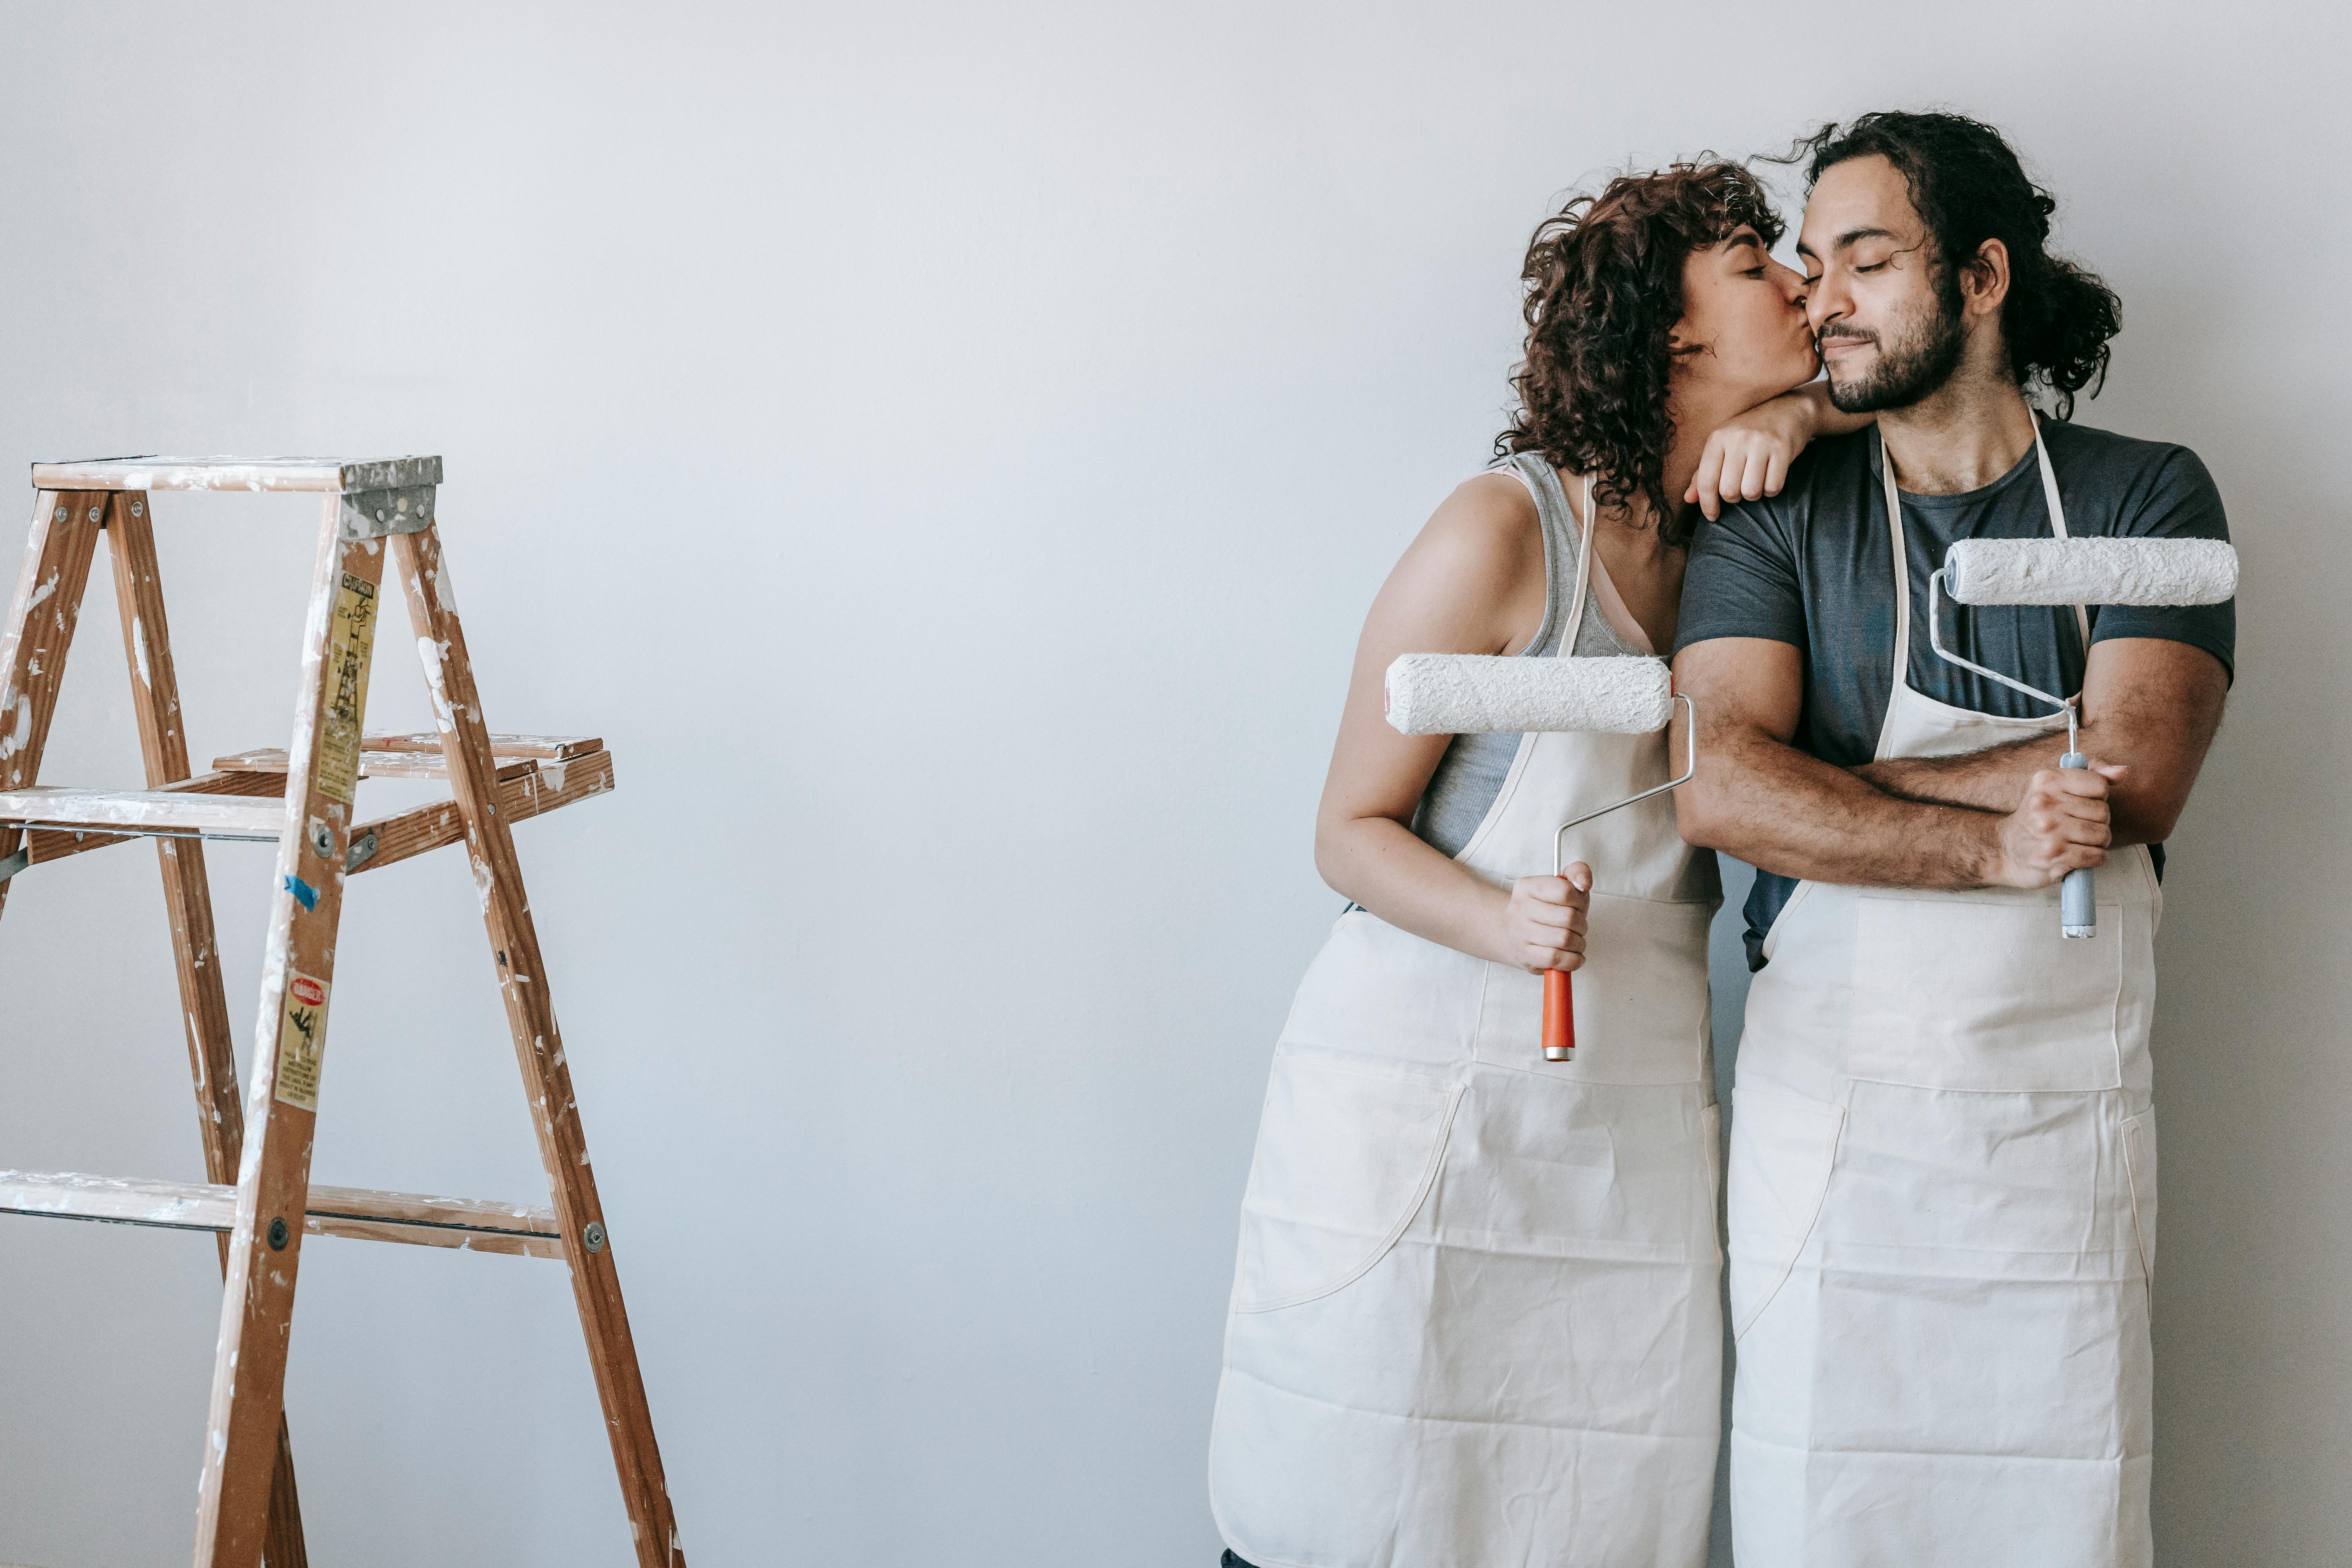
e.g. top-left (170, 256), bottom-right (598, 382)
top-left (1797, 154), bottom-right (1965, 412)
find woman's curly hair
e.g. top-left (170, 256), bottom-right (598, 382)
top-left (1495, 160), bottom-right (1784, 542)
top-left (1790, 111), bottom-right (2120, 418)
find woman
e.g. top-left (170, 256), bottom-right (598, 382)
top-left (1208, 161), bottom-right (1863, 1568)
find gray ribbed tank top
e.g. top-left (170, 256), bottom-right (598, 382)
top-left (1410, 454), bottom-right (1643, 858)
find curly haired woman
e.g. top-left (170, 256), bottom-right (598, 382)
top-left (1207, 160), bottom-right (1863, 1568)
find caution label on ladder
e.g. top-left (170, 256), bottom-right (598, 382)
top-left (316, 570), bottom-right (378, 806)
top-left (274, 970), bottom-right (332, 1112)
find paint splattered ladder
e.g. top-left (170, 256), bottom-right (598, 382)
top-left (0, 458), bottom-right (684, 1568)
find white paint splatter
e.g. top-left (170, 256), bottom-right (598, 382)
top-left (417, 637), bottom-right (457, 732)
top-left (0, 694), bottom-right (29, 760)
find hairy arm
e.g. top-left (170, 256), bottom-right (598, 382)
top-left (1853, 639), bottom-right (2228, 840)
top-left (1313, 474), bottom-right (1595, 974)
top-left (1671, 637), bottom-right (2113, 889)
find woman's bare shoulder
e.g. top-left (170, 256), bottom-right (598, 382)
top-left (1412, 469), bottom-right (1544, 577)
top-left (1368, 468), bottom-right (1548, 653)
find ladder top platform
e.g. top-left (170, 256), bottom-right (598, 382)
top-left (30, 456), bottom-right (443, 494)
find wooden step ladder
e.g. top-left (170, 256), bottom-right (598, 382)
top-left (0, 457), bottom-right (684, 1568)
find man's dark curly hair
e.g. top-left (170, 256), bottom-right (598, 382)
top-left (1495, 160), bottom-right (1783, 542)
top-left (1792, 111), bottom-right (2120, 418)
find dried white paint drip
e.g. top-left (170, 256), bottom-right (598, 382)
top-left (417, 636), bottom-right (457, 732)
top-left (0, 693), bottom-right (30, 760)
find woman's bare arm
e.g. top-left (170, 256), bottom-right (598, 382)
top-left (1684, 382), bottom-right (1874, 520)
top-left (1312, 473), bottom-right (1594, 975)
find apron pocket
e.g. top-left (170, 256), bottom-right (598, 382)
top-left (1848, 892), bottom-right (2125, 1090)
top-left (1726, 1086), bottom-right (1844, 1341)
top-left (2122, 1111), bottom-right (2158, 1286)
top-left (1280, 909), bottom-right (1485, 1070)
top-left (1471, 893), bottom-right (1713, 1084)
top-left (1232, 1049), bottom-right (1464, 1313)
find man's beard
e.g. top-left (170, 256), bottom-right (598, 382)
top-left (1822, 286), bottom-right (1967, 413)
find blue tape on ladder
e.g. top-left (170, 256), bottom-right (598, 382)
top-left (283, 874), bottom-right (319, 911)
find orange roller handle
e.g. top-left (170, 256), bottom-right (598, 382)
top-left (1543, 966), bottom-right (1575, 1061)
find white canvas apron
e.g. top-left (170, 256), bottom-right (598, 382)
top-left (1726, 423), bottom-right (2161, 1568)
top-left (1210, 487), bottom-right (1726, 1568)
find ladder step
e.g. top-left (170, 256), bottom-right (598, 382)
top-left (214, 749), bottom-right (536, 784)
top-left (18, 769), bottom-right (286, 869)
top-left (215, 731), bottom-right (603, 779)
top-left (0, 1171), bottom-right (563, 1259)
top-left (349, 750), bottom-right (615, 874)
top-left (0, 787), bottom-right (282, 840)
top-left (363, 730), bottom-right (601, 760)
top-left (30, 454), bottom-right (441, 493)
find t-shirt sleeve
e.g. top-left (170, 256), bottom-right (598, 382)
top-left (1673, 498), bottom-right (1807, 656)
top-left (2090, 445), bottom-right (2235, 684)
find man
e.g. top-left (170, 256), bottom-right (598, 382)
top-left (1671, 112), bottom-right (2232, 1567)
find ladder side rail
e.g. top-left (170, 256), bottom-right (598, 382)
top-left (193, 497), bottom-right (385, 1568)
top-left (0, 491), bottom-right (103, 913)
top-left (390, 523), bottom-right (685, 1567)
top-left (102, 493), bottom-right (310, 1568)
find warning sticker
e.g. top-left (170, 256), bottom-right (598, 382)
top-left (273, 971), bottom-right (332, 1112)
top-left (315, 571), bottom-right (378, 806)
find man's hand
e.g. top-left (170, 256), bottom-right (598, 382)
top-left (1988, 763), bottom-right (2125, 887)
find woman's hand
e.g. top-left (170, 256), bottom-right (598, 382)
top-left (1683, 385), bottom-right (1831, 522)
top-left (1501, 864), bottom-right (1590, 973)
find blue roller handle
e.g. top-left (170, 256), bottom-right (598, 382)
top-left (2061, 751), bottom-right (2096, 938)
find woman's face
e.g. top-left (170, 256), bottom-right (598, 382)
top-left (1669, 227), bottom-right (1819, 407)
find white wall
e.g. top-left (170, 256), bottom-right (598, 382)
top-left (0, 4), bottom-right (2341, 1564)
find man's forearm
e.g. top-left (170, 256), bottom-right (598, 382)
top-left (1855, 730), bottom-right (2060, 813)
top-left (1854, 640), bottom-right (2229, 842)
top-left (1855, 721), bottom-right (2171, 846)
top-left (1686, 728), bottom-right (2008, 889)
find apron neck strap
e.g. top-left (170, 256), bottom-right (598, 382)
top-left (1560, 472), bottom-right (1597, 653)
top-left (1880, 411), bottom-right (2091, 681)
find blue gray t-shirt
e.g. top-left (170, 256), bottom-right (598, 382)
top-left (1673, 420), bottom-right (2235, 969)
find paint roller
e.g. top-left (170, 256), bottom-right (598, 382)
top-left (1929, 536), bottom-right (2237, 938)
top-left (1385, 653), bottom-right (1691, 1061)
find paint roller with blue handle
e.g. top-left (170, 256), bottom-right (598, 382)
top-left (1384, 653), bottom-right (1690, 1060)
top-left (1929, 536), bottom-right (2237, 938)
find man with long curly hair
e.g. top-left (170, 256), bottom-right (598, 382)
top-left (1673, 112), bottom-right (2234, 1567)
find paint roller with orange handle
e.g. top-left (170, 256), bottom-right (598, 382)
top-left (1384, 654), bottom-right (1693, 1061)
